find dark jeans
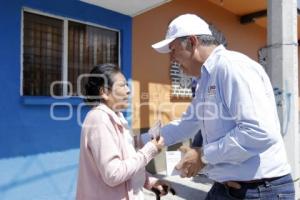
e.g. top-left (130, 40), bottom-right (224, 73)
top-left (205, 174), bottom-right (295, 200)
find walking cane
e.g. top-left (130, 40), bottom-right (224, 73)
top-left (151, 185), bottom-right (176, 200)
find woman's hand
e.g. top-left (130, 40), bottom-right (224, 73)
top-left (150, 179), bottom-right (175, 197)
top-left (148, 120), bottom-right (161, 139)
top-left (151, 136), bottom-right (164, 151)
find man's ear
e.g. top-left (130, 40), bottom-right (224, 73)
top-left (189, 36), bottom-right (198, 50)
top-left (99, 87), bottom-right (109, 100)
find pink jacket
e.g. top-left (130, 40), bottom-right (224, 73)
top-left (76, 104), bottom-right (158, 200)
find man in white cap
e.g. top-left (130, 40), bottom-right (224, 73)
top-left (144, 13), bottom-right (295, 199)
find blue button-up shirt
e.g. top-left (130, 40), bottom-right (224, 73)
top-left (144, 45), bottom-right (290, 182)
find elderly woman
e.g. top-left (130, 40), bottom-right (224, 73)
top-left (76, 63), bottom-right (166, 200)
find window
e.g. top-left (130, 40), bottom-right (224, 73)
top-left (68, 21), bottom-right (118, 96)
top-left (23, 12), bottom-right (63, 96)
top-left (22, 10), bottom-right (119, 96)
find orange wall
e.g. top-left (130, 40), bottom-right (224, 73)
top-left (132, 0), bottom-right (267, 130)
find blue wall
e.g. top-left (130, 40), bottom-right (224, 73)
top-left (0, 0), bottom-right (132, 199)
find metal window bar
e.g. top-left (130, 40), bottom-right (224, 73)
top-left (23, 12), bottom-right (63, 96)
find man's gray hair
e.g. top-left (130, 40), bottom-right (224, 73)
top-left (179, 23), bottom-right (227, 47)
top-left (197, 24), bottom-right (227, 47)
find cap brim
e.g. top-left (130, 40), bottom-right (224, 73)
top-left (151, 38), bottom-right (176, 53)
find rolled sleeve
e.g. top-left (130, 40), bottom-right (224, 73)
top-left (203, 129), bottom-right (252, 165)
top-left (138, 142), bottom-right (158, 163)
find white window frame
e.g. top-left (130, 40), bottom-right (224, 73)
top-left (21, 7), bottom-right (121, 96)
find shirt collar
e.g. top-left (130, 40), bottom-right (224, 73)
top-left (202, 45), bottom-right (225, 74)
top-left (95, 103), bottom-right (124, 127)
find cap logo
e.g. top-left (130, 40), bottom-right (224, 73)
top-left (166, 25), bottom-right (177, 39)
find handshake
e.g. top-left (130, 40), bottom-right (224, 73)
top-left (147, 121), bottom-right (164, 152)
top-left (147, 121), bottom-right (206, 178)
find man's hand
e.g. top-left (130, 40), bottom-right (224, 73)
top-left (175, 146), bottom-right (205, 178)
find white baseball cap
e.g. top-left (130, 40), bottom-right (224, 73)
top-left (152, 14), bottom-right (212, 53)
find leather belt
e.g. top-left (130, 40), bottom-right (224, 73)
top-left (223, 175), bottom-right (284, 188)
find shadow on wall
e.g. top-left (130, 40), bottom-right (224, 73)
top-left (0, 105), bottom-right (90, 159)
top-left (0, 104), bottom-right (88, 199)
top-left (0, 149), bottom-right (79, 200)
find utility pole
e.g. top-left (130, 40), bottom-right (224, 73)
top-left (267, 0), bottom-right (300, 198)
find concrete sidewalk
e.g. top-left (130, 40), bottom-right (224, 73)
top-left (144, 173), bottom-right (213, 200)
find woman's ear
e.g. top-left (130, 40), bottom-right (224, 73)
top-left (99, 87), bottom-right (109, 100)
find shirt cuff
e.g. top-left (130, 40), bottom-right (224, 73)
top-left (200, 148), bottom-right (208, 164)
top-left (203, 142), bottom-right (221, 165)
top-left (138, 141), bottom-right (158, 163)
